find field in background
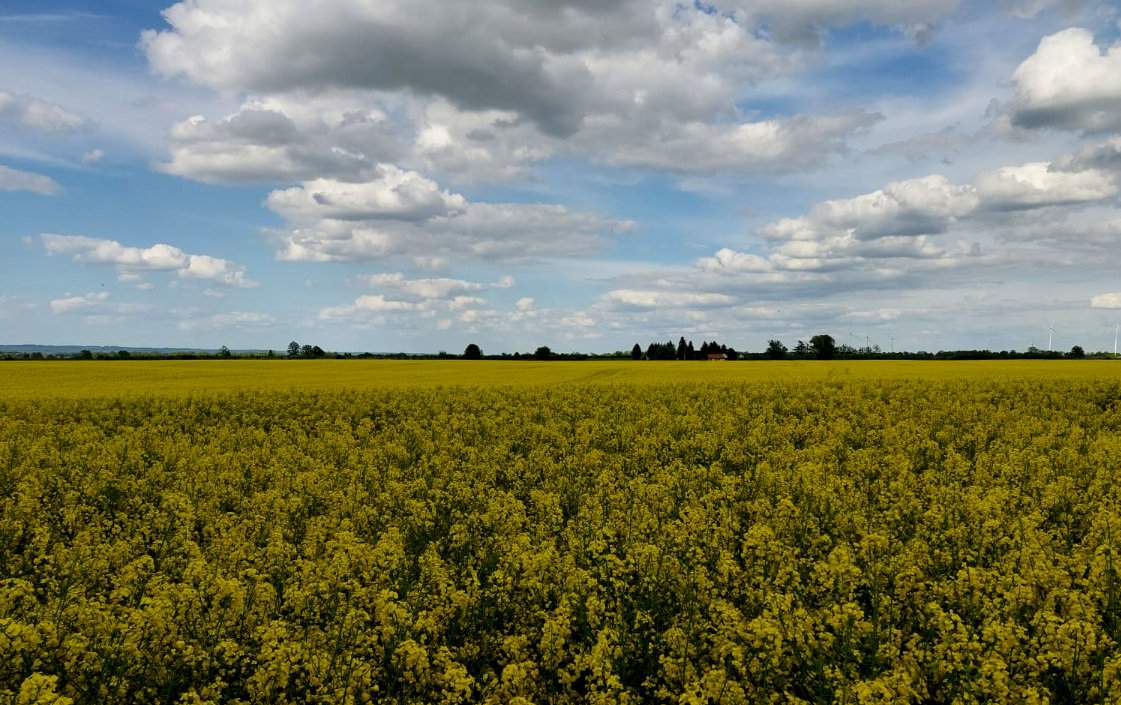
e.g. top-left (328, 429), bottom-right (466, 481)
top-left (3, 358), bottom-right (1121, 398)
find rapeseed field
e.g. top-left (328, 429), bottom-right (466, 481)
top-left (2, 365), bottom-right (1121, 703)
top-left (3, 359), bottom-right (1121, 399)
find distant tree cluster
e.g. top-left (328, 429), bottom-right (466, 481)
top-left (287, 341), bottom-right (327, 358)
top-left (636, 337), bottom-right (739, 361)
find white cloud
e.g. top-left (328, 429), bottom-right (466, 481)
top-left (357, 272), bottom-right (513, 300)
top-left (266, 166), bottom-right (467, 222)
top-left (1054, 136), bottom-right (1121, 173)
top-left (0, 91), bottom-right (85, 132)
top-left (0, 164), bottom-right (60, 195)
top-left (1091, 292), bottom-right (1121, 309)
top-left (595, 111), bottom-right (882, 172)
top-left (975, 161), bottom-right (1118, 209)
top-left (270, 199), bottom-right (633, 263)
top-left (999, 0), bottom-right (1085, 19)
top-left (603, 289), bottom-right (737, 309)
top-left (738, 0), bottom-right (958, 43)
top-left (159, 99), bottom-right (403, 183)
top-left (81, 149), bottom-right (105, 165)
top-left (49, 291), bottom-right (109, 314)
top-left (1010, 28), bottom-right (1121, 133)
top-left (40, 234), bottom-right (256, 288)
top-left (141, 1), bottom-right (918, 183)
top-left (177, 311), bottom-right (277, 330)
top-left (319, 294), bottom-right (424, 321)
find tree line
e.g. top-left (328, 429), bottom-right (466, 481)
top-left (0, 334), bottom-right (1113, 362)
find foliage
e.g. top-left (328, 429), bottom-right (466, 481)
top-left (3, 377), bottom-right (1121, 703)
top-left (463, 344), bottom-right (483, 360)
top-left (766, 340), bottom-right (788, 360)
top-left (810, 335), bottom-right (836, 360)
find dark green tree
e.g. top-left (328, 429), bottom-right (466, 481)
top-left (534, 346), bottom-right (553, 360)
top-left (766, 340), bottom-right (788, 359)
top-left (631, 343), bottom-right (643, 360)
top-left (677, 336), bottom-right (688, 360)
top-left (287, 341), bottom-right (301, 357)
top-left (810, 334), bottom-right (836, 360)
top-left (1069, 345), bottom-right (1085, 359)
top-left (463, 343), bottom-right (483, 359)
top-left (218, 345), bottom-right (232, 358)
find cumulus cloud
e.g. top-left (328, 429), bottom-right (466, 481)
top-left (688, 153), bottom-right (1121, 297)
top-left (0, 164), bottom-right (60, 195)
top-left (1010, 28), bottom-right (1121, 133)
top-left (49, 291), bottom-right (109, 314)
top-left (746, 175), bottom-right (980, 274)
top-left (0, 91), bottom-right (85, 132)
top-left (975, 162), bottom-right (1118, 209)
top-left (142, 1), bottom-right (791, 138)
top-left (319, 294), bottom-right (425, 321)
top-left (1091, 292), bottom-right (1121, 309)
top-left (160, 99), bottom-right (404, 183)
top-left (142, 1), bottom-right (916, 183)
top-left (177, 311), bottom-right (276, 331)
top-left (266, 167), bottom-right (467, 222)
top-left (1054, 137), bottom-right (1121, 173)
top-left (41, 234), bottom-right (256, 288)
top-left (738, 0), bottom-right (958, 43)
top-left (595, 111), bottom-right (882, 172)
top-left (357, 272), bottom-right (514, 300)
top-left (269, 199), bottom-right (633, 263)
top-left (603, 290), bottom-right (738, 309)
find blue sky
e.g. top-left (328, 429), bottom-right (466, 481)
top-left (3, 1), bottom-right (1121, 353)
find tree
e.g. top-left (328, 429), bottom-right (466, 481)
top-left (117, 350), bottom-right (131, 359)
top-left (810, 334), bottom-right (836, 360)
top-left (794, 340), bottom-right (809, 357)
top-left (464, 343), bottom-right (483, 360)
top-left (766, 340), bottom-right (788, 359)
top-left (687, 341), bottom-right (696, 360)
top-left (311, 345), bottom-right (326, 358)
top-left (631, 343), bottom-right (643, 360)
top-left (287, 341), bottom-right (301, 357)
top-left (534, 346), bottom-right (552, 360)
top-left (78, 349), bottom-right (93, 360)
top-left (1069, 345), bottom-right (1085, 359)
top-left (218, 345), bottom-right (232, 358)
top-left (676, 336), bottom-right (688, 361)
top-left (301, 344), bottom-right (315, 358)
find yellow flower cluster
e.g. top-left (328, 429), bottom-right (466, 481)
top-left (1, 379), bottom-right (1120, 703)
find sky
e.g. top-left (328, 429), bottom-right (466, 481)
top-left (2, 1), bottom-right (1121, 354)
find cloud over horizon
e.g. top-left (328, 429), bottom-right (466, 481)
top-left (4, 2), bottom-right (1121, 351)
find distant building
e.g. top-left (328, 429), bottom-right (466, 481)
top-left (708, 353), bottom-right (727, 361)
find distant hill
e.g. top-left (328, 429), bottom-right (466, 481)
top-left (0, 345), bottom-right (270, 355)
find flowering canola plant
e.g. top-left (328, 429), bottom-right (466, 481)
top-left (2, 378), bottom-right (1121, 703)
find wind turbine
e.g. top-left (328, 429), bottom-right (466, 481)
top-left (1114, 324), bottom-right (1119, 357)
top-left (1048, 323), bottom-right (1055, 352)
